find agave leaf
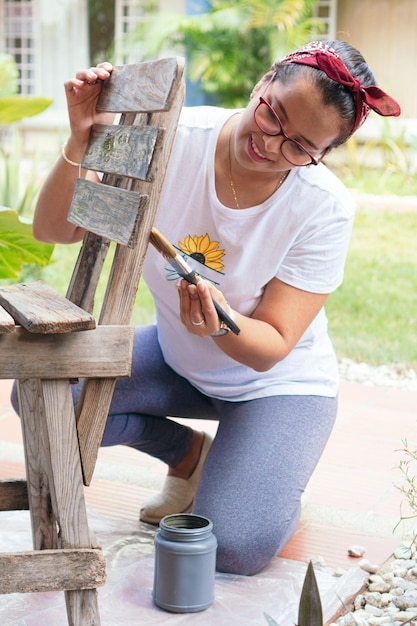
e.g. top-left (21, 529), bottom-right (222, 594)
top-left (298, 561), bottom-right (323, 626)
top-left (0, 208), bottom-right (54, 279)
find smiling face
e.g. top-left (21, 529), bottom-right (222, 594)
top-left (233, 74), bottom-right (346, 176)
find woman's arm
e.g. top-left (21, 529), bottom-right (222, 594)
top-left (33, 63), bottom-right (115, 244)
top-left (178, 276), bottom-right (328, 372)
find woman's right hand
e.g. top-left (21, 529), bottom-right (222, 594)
top-left (63, 62), bottom-right (115, 148)
top-left (33, 62), bottom-right (118, 244)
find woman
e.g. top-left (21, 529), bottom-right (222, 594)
top-left (27, 41), bottom-right (400, 575)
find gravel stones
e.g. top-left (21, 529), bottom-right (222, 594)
top-left (339, 359), bottom-right (417, 391)
top-left (329, 539), bottom-right (417, 626)
top-left (348, 545), bottom-right (367, 558)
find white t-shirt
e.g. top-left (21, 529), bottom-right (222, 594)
top-left (143, 106), bottom-right (355, 401)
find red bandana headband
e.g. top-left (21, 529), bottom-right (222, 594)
top-left (281, 41), bottom-right (401, 135)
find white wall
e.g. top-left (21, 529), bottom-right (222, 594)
top-left (37, 0), bottom-right (89, 111)
top-left (16, 0), bottom-right (89, 157)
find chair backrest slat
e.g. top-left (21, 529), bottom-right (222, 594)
top-left (96, 57), bottom-right (182, 113)
top-left (81, 124), bottom-right (161, 179)
top-left (69, 180), bottom-right (148, 247)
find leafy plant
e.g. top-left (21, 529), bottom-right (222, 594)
top-left (120, 0), bottom-right (322, 107)
top-left (327, 118), bottom-right (417, 194)
top-left (0, 53), bottom-right (54, 279)
top-left (395, 438), bottom-right (417, 540)
top-left (264, 560), bottom-right (323, 625)
top-left (0, 208), bottom-right (53, 280)
top-left (378, 121), bottom-right (417, 192)
top-left (0, 53), bottom-right (52, 123)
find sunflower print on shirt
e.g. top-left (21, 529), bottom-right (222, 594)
top-left (163, 233), bottom-right (225, 285)
top-left (178, 234), bottom-right (225, 271)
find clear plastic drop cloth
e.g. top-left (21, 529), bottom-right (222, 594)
top-left (0, 509), bottom-right (367, 625)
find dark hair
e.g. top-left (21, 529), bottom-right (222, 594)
top-left (270, 40), bottom-right (377, 146)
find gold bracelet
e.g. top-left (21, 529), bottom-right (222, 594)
top-left (61, 144), bottom-right (83, 177)
top-left (61, 144), bottom-right (82, 167)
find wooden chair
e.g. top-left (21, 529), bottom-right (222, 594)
top-left (0, 56), bottom-right (185, 625)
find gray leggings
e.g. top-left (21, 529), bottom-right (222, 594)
top-left (12, 325), bottom-right (338, 575)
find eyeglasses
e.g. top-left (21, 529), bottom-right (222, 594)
top-left (253, 74), bottom-right (328, 166)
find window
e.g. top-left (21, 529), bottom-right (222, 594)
top-left (114, 0), bottom-right (149, 64)
top-left (312, 0), bottom-right (337, 40)
top-left (0, 0), bottom-right (36, 95)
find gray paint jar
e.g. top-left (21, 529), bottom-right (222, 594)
top-left (153, 513), bottom-right (217, 613)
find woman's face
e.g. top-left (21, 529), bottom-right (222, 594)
top-left (234, 75), bottom-right (345, 174)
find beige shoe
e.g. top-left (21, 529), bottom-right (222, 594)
top-left (140, 433), bottom-right (213, 525)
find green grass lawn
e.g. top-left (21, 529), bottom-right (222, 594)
top-left (326, 208), bottom-right (417, 370)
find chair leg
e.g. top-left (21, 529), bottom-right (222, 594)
top-left (18, 379), bottom-right (58, 550)
top-left (18, 378), bottom-right (102, 625)
top-left (65, 589), bottom-right (101, 626)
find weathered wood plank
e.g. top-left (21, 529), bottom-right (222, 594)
top-left (0, 305), bottom-right (15, 333)
top-left (0, 549), bottom-right (106, 594)
top-left (0, 281), bottom-right (96, 334)
top-left (0, 325), bottom-right (134, 379)
top-left (97, 57), bottom-right (183, 113)
top-left (81, 124), bottom-right (160, 180)
top-left (0, 479), bottom-right (29, 510)
top-left (75, 378), bottom-right (117, 485)
top-left (18, 379), bottom-right (58, 550)
top-left (66, 236), bottom-right (110, 314)
top-left (41, 379), bottom-right (103, 623)
top-left (41, 380), bottom-right (91, 548)
top-left (68, 179), bottom-right (148, 247)
top-left (66, 589), bottom-right (101, 625)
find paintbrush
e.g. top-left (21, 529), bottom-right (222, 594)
top-left (149, 227), bottom-right (240, 335)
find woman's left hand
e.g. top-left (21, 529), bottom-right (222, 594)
top-left (178, 278), bottom-right (229, 337)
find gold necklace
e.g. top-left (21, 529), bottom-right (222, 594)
top-left (228, 126), bottom-right (289, 209)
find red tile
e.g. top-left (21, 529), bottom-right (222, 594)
top-left (280, 522), bottom-right (401, 569)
